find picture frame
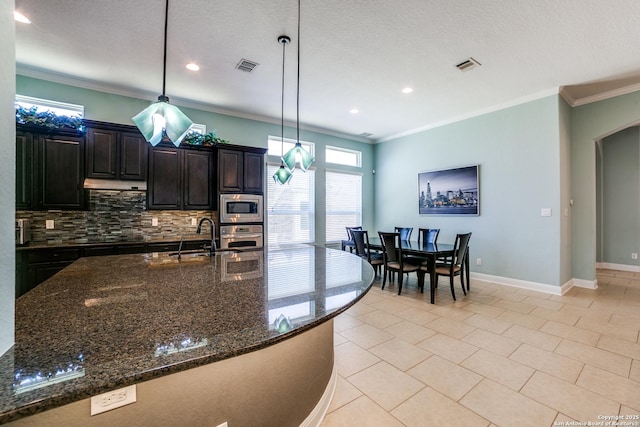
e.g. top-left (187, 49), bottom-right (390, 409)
top-left (418, 165), bottom-right (479, 215)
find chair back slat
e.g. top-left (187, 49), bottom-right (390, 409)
top-left (394, 227), bottom-right (413, 241)
top-left (454, 232), bottom-right (472, 267)
top-left (379, 231), bottom-right (401, 263)
top-left (418, 228), bottom-right (440, 244)
top-left (351, 229), bottom-right (368, 259)
top-left (346, 226), bottom-right (362, 240)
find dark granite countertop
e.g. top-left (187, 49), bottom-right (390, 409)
top-left (0, 245), bottom-right (374, 424)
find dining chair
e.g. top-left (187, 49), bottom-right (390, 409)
top-left (394, 227), bottom-right (413, 241)
top-left (350, 229), bottom-right (384, 276)
top-left (378, 231), bottom-right (420, 295)
top-left (341, 226), bottom-right (362, 252)
top-left (417, 228), bottom-right (440, 244)
top-left (426, 232), bottom-right (472, 301)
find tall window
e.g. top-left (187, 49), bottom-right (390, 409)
top-left (326, 171), bottom-right (362, 242)
top-left (267, 164), bottom-right (315, 245)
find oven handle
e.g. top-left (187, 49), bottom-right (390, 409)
top-left (221, 233), bottom-right (263, 239)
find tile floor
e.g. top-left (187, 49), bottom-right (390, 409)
top-left (320, 269), bottom-right (640, 427)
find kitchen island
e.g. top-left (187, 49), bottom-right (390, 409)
top-left (0, 245), bottom-right (374, 426)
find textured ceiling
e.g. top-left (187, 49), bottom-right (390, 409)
top-left (14, 0), bottom-right (640, 142)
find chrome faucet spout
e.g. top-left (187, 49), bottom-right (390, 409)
top-left (196, 217), bottom-right (216, 255)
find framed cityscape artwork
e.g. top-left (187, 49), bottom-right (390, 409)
top-left (418, 165), bottom-right (479, 215)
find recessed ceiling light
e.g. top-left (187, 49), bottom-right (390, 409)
top-left (350, 108), bottom-right (359, 114)
top-left (402, 87), bottom-right (413, 94)
top-left (186, 63), bottom-right (200, 71)
top-left (14, 11), bottom-right (31, 24)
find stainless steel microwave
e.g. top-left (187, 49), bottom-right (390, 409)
top-left (219, 194), bottom-right (263, 224)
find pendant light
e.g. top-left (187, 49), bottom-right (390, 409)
top-left (132, 0), bottom-right (193, 147)
top-left (273, 35), bottom-right (294, 185)
top-left (282, 0), bottom-right (314, 172)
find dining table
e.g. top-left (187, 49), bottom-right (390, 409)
top-left (366, 237), bottom-right (466, 304)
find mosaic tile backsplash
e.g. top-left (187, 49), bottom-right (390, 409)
top-left (17, 190), bottom-right (216, 245)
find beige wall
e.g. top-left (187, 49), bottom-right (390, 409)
top-left (7, 320), bottom-right (334, 427)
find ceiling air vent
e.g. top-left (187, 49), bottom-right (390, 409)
top-left (360, 132), bottom-right (374, 138)
top-left (236, 59), bottom-right (259, 73)
top-left (455, 57), bottom-right (481, 72)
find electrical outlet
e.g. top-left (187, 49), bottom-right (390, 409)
top-left (476, 258), bottom-right (482, 266)
top-left (45, 219), bottom-right (55, 229)
top-left (632, 253), bottom-right (638, 260)
top-left (191, 218), bottom-right (197, 226)
top-left (541, 208), bottom-right (552, 217)
top-left (90, 385), bottom-right (136, 415)
top-left (152, 218), bottom-right (158, 227)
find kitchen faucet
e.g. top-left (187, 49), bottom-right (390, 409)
top-left (196, 217), bottom-right (217, 255)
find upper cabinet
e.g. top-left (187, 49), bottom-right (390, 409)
top-left (16, 125), bottom-right (86, 210)
top-left (147, 144), bottom-right (216, 210)
top-left (15, 130), bottom-right (34, 210)
top-left (218, 145), bottom-right (266, 194)
top-left (85, 120), bottom-right (148, 181)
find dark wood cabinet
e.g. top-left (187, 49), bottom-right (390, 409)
top-left (148, 144), bottom-right (215, 210)
top-left (15, 131), bottom-right (34, 210)
top-left (16, 126), bottom-right (86, 210)
top-left (85, 121), bottom-right (147, 181)
top-left (218, 145), bottom-right (266, 194)
top-left (37, 134), bottom-right (86, 210)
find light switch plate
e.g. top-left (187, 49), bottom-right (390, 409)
top-left (541, 208), bottom-right (552, 217)
top-left (45, 220), bottom-right (54, 229)
top-left (152, 218), bottom-right (158, 226)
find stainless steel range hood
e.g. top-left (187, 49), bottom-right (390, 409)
top-left (83, 178), bottom-right (147, 191)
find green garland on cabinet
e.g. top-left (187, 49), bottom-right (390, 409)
top-left (15, 105), bottom-right (85, 133)
top-left (181, 130), bottom-right (229, 146)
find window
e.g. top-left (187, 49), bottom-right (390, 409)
top-left (267, 136), bottom-right (314, 158)
top-left (15, 94), bottom-right (84, 118)
top-left (326, 146), bottom-right (361, 167)
top-left (326, 171), bottom-right (362, 242)
top-left (267, 164), bottom-right (315, 245)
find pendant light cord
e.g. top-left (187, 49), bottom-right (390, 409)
top-left (162, 0), bottom-right (169, 98)
top-left (281, 37), bottom-right (286, 147)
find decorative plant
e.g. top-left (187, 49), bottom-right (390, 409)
top-left (15, 105), bottom-right (85, 133)
top-left (181, 130), bottom-right (229, 146)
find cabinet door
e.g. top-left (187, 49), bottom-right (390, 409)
top-left (120, 131), bottom-right (148, 180)
top-left (183, 150), bottom-right (214, 209)
top-left (16, 131), bottom-right (33, 209)
top-left (86, 128), bottom-right (117, 179)
top-left (218, 149), bottom-right (243, 193)
top-left (148, 147), bottom-right (181, 209)
top-left (37, 135), bottom-right (85, 209)
top-left (243, 151), bottom-right (264, 193)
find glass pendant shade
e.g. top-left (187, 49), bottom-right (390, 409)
top-left (273, 163), bottom-right (293, 184)
top-left (283, 142), bottom-right (314, 172)
top-left (132, 95), bottom-right (193, 147)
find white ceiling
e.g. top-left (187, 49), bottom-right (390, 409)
top-left (14, 0), bottom-right (640, 142)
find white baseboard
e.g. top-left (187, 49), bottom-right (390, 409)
top-left (301, 362), bottom-right (337, 427)
top-left (470, 272), bottom-right (565, 295)
top-left (596, 262), bottom-right (640, 273)
top-left (571, 277), bottom-right (598, 289)
top-left (469, 273), bottom-right (599, 295)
